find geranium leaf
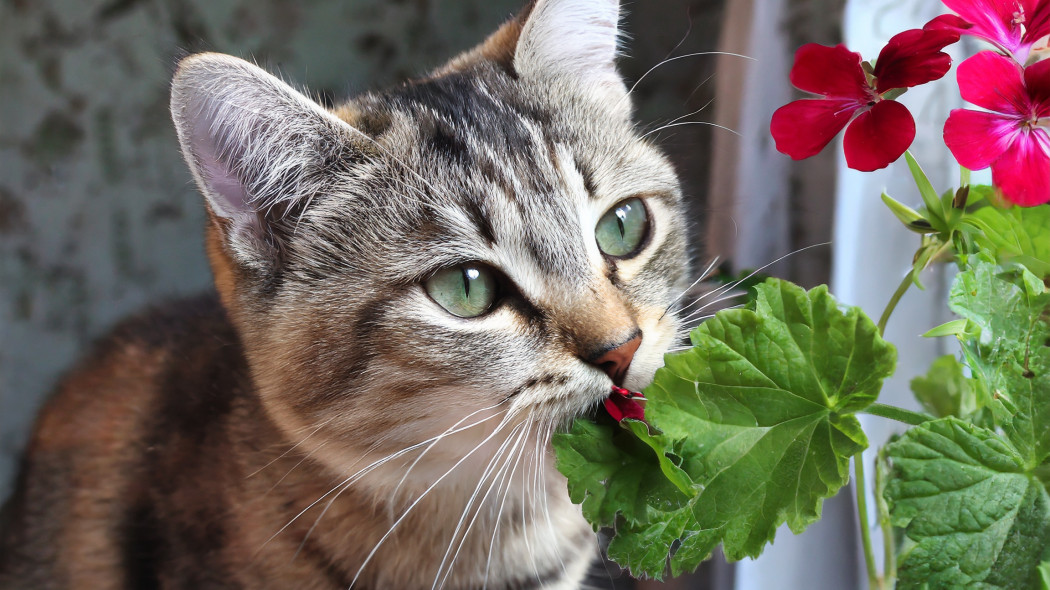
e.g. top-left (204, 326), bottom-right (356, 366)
top-left (962, 203), bottom-right (1050, 278)
top-left (555, 279), bottom-right (897, 578)
top-left (885, 417), bottom-right (1050, 589)
top-left (551, 418), bottom-right (690, 528)
top-left (949, 260), bottom-right (1050, 468)
top-left (909, 354), bottom-right (977, 419)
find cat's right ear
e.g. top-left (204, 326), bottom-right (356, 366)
top-left (170, 53), bottom-right (360, 269)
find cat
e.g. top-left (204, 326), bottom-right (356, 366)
top-left (0, 0), bottom-right (690, 588)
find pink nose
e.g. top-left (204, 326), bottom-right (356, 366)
top-left (589, 333), bottom-right (642, 386)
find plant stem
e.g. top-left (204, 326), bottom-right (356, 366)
top-left (880, 499), bottom-right (897, 589)
top-left (877, 272), bottom-right (914, 336)
top-left (855, 453), bottom-right (881, 589)
top-left (873, 448), bottom-right (897, 589)
top-left (862, 403), bottom-right (933, 426)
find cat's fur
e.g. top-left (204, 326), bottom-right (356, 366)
top-left (0, 0), bottom-right (690, 588)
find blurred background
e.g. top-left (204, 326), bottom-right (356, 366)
top-left (2, 0), bottom-right (926, 588)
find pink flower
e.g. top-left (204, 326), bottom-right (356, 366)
top-left (929, 0), bottom-right (1050, 63)
top-left (771, 23), bottom-right (960, 171)
top-left (944, 51), bottom-right (1050, 206)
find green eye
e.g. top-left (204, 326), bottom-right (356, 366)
top-left (425, 264), bottom-right (497, 318)
top-left (595, 197), bottom-right (649, 257)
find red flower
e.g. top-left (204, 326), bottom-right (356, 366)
top-left (928, 0), bottom-right (1050, 63)
top-left (771, 22), bottom-right (961, 171)
top-left (944, 51), bottom-right (1050, 206)
top-left (604, 386), bottom-right (645, 422)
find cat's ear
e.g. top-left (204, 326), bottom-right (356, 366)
top-left (170, 53), bottom-right (359, 268)
top-left (514, 0), bottom-right (626, 102)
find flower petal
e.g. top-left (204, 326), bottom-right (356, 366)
top-left (604, 395), bottom-right (645, 422)
top-left (991, 129), bottom-right (1050, 206)
top-left (944, 108), bottom-right (1018, 169)
top-left (1022, 0), bottom-right (1050, 47)
top-left (771, 98), bottom-right (858, 160)
top-left (923, 13), bottom-right (974, 33)
top-left (942, 0), bottom-right (1026, 55)
top-left (843, 100), bottom-right (915, 171)
top-left (873, 27), bottom-right (959, 92)
top-left (956, 51), bottom-right (1028, 115)
top-left (789, 43), bottom-right (871, 100)
top-left (1024, 57), bottom-right (1050, 118)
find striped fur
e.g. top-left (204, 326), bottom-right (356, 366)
top-left (0, 1), bottom-right (691, 588)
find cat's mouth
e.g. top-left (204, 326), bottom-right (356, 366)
top-left (603, 385), bottom-right (646, 422)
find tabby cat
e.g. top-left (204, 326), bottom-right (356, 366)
top-left (0, 0), bottom-right (690, 587)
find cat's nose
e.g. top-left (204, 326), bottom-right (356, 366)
top-left (588, 332), bottom-right (642, 386)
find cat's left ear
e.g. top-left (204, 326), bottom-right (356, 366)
top-left (513, 0), bottom-right (626, 104)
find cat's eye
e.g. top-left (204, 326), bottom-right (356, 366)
top-left (425, 264), bottom-right (498, 318)
top-left (595, 197), bottom-right (649, 258)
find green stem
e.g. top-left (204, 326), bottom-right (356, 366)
top-left (874, 448), bottom-right (896, 589)
top-left (862, 403), bottom-right (934, 426)
top-left (881, 500), bottom-right (896, 589)
top-left (877, 272), bottom-right (914, 336)
top-left (855, 453), bottom-right (881, 590)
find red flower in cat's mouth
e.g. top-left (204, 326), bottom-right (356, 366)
top-left (604, 385), bottom-right (646, 422)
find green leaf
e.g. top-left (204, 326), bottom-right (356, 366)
top-left (963, 203), bottom-right (1050, 278)
top-left (910, 355), bottom-right (977, 419)
top-left (551, 418), bottom-right (690, 528)
top-left (553, 279), bottom-right (897, 578)
top-left (650, 281), bottom-right (897, 556)
top-left (885, 417), bottom-right (1050, 589)
top-left (949, 261), bottom-right (1050, 468)
top-left (906, 152), bottom-right (946, 230)
top-left (606, 506), bottom-right (722, 578)
top-left (882, 192), bottom-right (935, 234)
top-left (921, 319), bottom-right (969, 338)
top-left (621, 419), bottom-right (695, 497)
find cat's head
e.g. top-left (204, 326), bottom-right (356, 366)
top-left (170, 0), bottom-right (690, 485)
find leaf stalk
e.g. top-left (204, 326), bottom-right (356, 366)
top-left (854, 453), bottom-right (881, 590)
top-left (862, 403), bottom-right (933, 426)
top-left (877, 272), bottom-right (914, 336)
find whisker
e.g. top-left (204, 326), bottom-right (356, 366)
top-left (518, 425), bottom-right (544, 587)
top-left (390, 401), bottom-right (511, 502)
top-left (621, 51), bottom-right (755, 107)
top-left (246, 417), bottom-right (334, 480)
top-left (646, 97), bottom-right (715, 134)
top-left (432, 421), bottom-right (527, 587)
top-left (264, 440), bottom-right (328, 499)
top-left (678, 291), bottom-right (744, 321)
top-left (661, 256), bottom-right (721, 319)
top-left (434, 421), bottom-right (531, 590)
top-left (260, 405), bottom-right (508, 554)
top-left (535, 422), bottom-right (568, 579)
top-left (642, 119), bottom-right (740, 140)
top-left (349, 411), bottom-right (521, 589)
top-left (680, 242), bottom-right (831, 318)
top-left (482, 424), bottom-right (527, 590)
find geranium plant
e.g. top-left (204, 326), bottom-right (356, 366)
top-left (553, 1), bottom-right (1050, 588)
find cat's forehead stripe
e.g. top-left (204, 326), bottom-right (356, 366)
top-left (377, 73), bottom-right (592, 284)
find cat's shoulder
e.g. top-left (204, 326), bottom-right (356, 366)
top-left (42, 292), bottom-right (248, 434)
